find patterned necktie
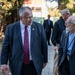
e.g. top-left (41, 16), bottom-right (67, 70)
top-left (24, 26), bottom-right (29, 64)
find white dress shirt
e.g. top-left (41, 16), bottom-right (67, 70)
top-left (20, 21), bottom-right (32, 60)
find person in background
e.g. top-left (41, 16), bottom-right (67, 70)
top-left (51, 8), bottom-right (70, 75)
top-left (58, 16), bottom-right (75, 75)
top-left (43, 15), bottom-right (53, 45)
top-left (1, 6), bottom-right (48, 75)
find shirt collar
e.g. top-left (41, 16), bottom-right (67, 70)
top-left (69, 32), bottom-right (75, 38)
top-left (20, 20), bottom-right (31, 29)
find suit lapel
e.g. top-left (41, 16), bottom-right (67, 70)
top-left (71, 39), bottom-right (75, 55)
top-left (64, 33), bottom-right (69, 54)
top-left (15, 21), bottom-right (35, 50)
top-left (30, 22), bottom-right (35, 48)
top-left (16, 21), bottom-right (24, 50)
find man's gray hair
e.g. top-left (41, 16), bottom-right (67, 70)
top-left (61, 8), bottom-right (70, 15)
top-left (19, 6), bottom-right (32, 17)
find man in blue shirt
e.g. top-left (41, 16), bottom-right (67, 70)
top-left (58, 16), bottom-right (75, 75)
top-left (43, 15), bottom-right (53, 45)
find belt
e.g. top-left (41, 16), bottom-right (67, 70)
top-left (23, 60), bottom-right (33, 65)
top-left (67, 55), bottom-right (70, 61)
top-left (30, 60), bottom-right (33, 63)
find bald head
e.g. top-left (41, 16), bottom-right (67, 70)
top-left (70, 16), bottom-right (75, 24)
top-left (66, 16), bottom-right (75, 25)
top-left (65, 16), bottom-right (75, 33)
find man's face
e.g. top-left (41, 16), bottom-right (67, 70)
top-left (68, 23), bottom-right (75, 32)
top-left (65, 20), bottom-right (71, 28)
top-left (65, 17), bottom-right (73, 32)
top-left (20, 9), bottom-right (33, 26)
top-left (63, 13), bottom-right (70, 21)
top-left (48, 15), bottom-right (50, 19)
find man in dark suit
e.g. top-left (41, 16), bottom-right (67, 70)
top-left (43, 15), bottom-right (53, 45)
top-left (58, 16), bottom-right (75, 75)
top-left (1, 6), bottom-right (48, 75)
top-left (51, 8), bottom-right (70, 75)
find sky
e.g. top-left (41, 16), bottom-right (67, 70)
top-left (46, 0), bottom-right (58, 8)
top-left (46, 0), bottom-right (58, 2)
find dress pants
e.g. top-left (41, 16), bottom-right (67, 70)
top-left (21, 61), bottom-right (37, 75)
top-left (60, 57), bottom-right (70, 75)
top-left (45, 32), bottom-right (51, 44)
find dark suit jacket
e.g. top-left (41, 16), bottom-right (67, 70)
top-left (43, 19), bottom-right (53, 33)
top-left (51, 18), bottom-right (65, 46)
top-left (58, 30), bottom-right (75, 75)
top-left (1, 21), bottom-right (48, 75)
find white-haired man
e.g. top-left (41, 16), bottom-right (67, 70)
top-left (58, 16), bottom-right (75, 75)
top-left (1, 6), bottom-right (48, 75)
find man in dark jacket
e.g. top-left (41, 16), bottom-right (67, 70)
top-left (43, 15), bottom-right (53, 45)
top-left (58, 16), bottom-right (75, 75)
top-left (1, 6), bottom-right (48, 75)
top-left (51, 8), bottom-right (70, 75)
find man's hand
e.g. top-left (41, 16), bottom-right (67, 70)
top-left (54, 46), bottom-right (58, 50)
top-left (57, 69), bottom-right (61, 75)
top-left (1, 65), bottom-right (8, 75)
top-left (54, 46), bottom-right (58, 59)
top-left (43, 63), bottom-right (47, 68)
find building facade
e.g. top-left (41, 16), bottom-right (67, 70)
top-left (23, 0), bottom-right (48, 18)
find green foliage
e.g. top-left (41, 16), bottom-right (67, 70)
top-left (1, 0), bottom-right (23, 19)
top-left (66, 0), bottom-right (75, 13)
top-left (48, 8), bottom-right (61, 17)
top-left (58, 0), bottom-right (68, 10)
top-left (56, 0), bottom-right (75, 16)
top-left (48, 0), bottom-right (75, 17)
top-left (0, 0), bottom-right (23, 33)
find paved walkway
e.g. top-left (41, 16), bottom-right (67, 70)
top-left (42, 45), bottom-right (54, 75)
top-left (0, 44), bottom-right (54, 75)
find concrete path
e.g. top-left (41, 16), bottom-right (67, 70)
top-left (42, 45), bottom-right (54, 75)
